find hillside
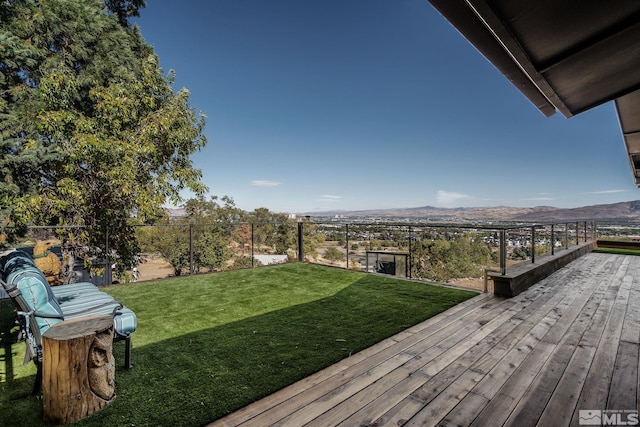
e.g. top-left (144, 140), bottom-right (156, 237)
top-left (511, 200), bottom-right (640, 222)
top-left (307, 200), bottom-right (640, 222)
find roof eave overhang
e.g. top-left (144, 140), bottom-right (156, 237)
top-left (428, 0), bottom-right (561, 117)
top-left (616, 91), bottom-right (640, 187)
top-left (428, 0), bottom-right (640, 186)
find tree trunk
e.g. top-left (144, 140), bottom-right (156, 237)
top-left (42, 315), bottom-right (116, 424)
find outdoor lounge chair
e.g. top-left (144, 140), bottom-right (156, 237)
top-left (0, 249), bottom-right (137, 394)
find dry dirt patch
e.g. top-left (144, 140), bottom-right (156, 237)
top-left (134, 255), bottom-right (174, 281)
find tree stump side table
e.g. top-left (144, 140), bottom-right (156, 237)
top-left (42, 314), bottom-right (116, 424)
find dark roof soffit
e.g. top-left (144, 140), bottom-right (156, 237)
top-left (429, 0), bottom-right (640, 187)
top-left (428, 0), bottom-right (640, 119)
top-left (616, 91), bottom-right (640, 186)
top-left (428, 0), bottom-right (557, 117)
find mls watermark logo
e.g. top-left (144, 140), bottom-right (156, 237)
top-left (580, 410), bottom-right (602, 425)
top-left (579, 410), bottom-right (639, 426)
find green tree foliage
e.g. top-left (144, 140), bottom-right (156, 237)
top-left (535, 243), bottom-right (551, 257)
top-left (510, 246), bottom-right (531, 260)
top-left (274, 222), bottom-right (296, 255)
top-left (231, 256), bottom-right (260, 270)
top-left (411, 233), bottom-right (495, 282)
top-left (249, 208), bottom-right (276, 253)
top-left (185, 196), bottom-right (243, 223)
top-left (137, 197), bottom-right (241, 275)
top-left (246, 208), bottom-right (295, 254)
top-left (105, 0), bottom-right (146, 26)
top-left (323, 246), bottom-right (344, 264)
top-left (184, 196), bottom-right (240, 273)
top-left (136, 219), bottom-right (191, 276)
top-left (137, 198), bottom-right (298, 275)
top-left (232, 223), bottom-right (253, 257)
top-left (193, 225), bottom-right (233, 272)
top-left (0, 0), bottom-right (206, 273)
top-left (301, 219), bottom-right (324, 261)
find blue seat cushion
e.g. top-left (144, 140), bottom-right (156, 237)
top-left (4, 262), bottom-right (64, 335)
top-left (52, 282), bottom-right (137, 336)
top-left (1, 250), bottom-right (136, 338)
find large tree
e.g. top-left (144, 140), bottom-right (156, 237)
top-left (0, 0), bottom-right (207, 275)
top-left (410, 233), bottom-right (495, 282)
top-left (246, 207), bottom-right (295, 254)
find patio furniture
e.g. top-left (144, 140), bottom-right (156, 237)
top-left (0, 249), bottom-right (136, 394)
top-left (42, 314), bottom-right (116, 424)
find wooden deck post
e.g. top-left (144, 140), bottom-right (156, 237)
top-left (42, 314), bottom-right (116, 424)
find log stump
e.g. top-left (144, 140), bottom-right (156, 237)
top-left (42, 314), bottom-right (116, 424)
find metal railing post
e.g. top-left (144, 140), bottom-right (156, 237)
top-left (576, 222), bottom-right (579, 245)
top-left (297, 221), bottom-right (304, 262)
top-left (189, 224), bottom-right (194, 275)
top-left (405, 253), bottom-right (409, 277)
top-left (531, 226), bottom-right (536, 264)
top-left (551, 224), bottom-right (555, 255)
top-left (565, 223), bottom-right (569, 249)
top-left (500, 229), bottom-right (507, 275)
top-left (408, 226), bottom-right (413, 279)
top-left (345, 224), bottom-right (349, 269)
top-left (251, 223), bottom-right (255, 268)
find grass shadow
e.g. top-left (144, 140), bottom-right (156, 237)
top-left (0, 300), bottom-right (17, 383)
top-left (1, 269), bottom-right (476, 426)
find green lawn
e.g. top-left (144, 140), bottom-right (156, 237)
top-left (0, 263), bottom-right (476, 426)
top-left (593, 247), bottom-right (640, 256)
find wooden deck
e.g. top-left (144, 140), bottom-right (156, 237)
top-left (210, 252), bottom-right (640, 426)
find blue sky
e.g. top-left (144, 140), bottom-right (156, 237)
top-left (135, 0), bottom-right (637, 213)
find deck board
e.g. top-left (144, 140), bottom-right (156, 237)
top-left (608, 341), bottom-right (639, 411)
top-left (570, 265), bottom-right (632, 425)
top-left (503, 272), bottom-right (616, 427)
top-left (536, 344), bottom-right (596, 427)
top-left (209, 253), bottom-right (640, 427)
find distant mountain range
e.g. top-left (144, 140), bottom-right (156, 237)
top-left (306, 200), bottom-right (640, 222)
